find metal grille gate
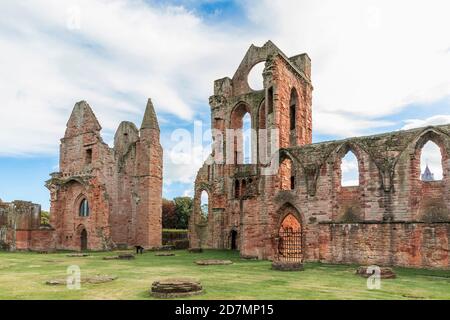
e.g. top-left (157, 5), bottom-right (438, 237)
top-left (278, 229), bottom-right (302, 262)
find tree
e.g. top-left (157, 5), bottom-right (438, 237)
top-left (40, 210), bottom-right (50, 225)
top-left (173, 197), bottom-right (193, 229)
top-left (162, 198), bottom-right (177, 229)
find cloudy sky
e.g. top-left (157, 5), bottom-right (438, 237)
top-left (0, 0), bottom-right (449, 210)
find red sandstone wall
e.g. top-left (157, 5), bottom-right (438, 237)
top-left (272, 55), bottom-right (312, 148)
top-left (318, 223), bottom-right (449, 269)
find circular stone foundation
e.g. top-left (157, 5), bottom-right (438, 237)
top-left (67, 253), bottom-right (90, 257)
top-left (150, 278), bottom-right (203, 298)
top-left (155, 252), bottom-right (175, 257)
top-left (103, 256), bottom-right (119, 260)
top-left (195, 259), bottom-right (233, 266)
top-left (118, 254), bottom-right (135, 260)
top-left (46, 275), bottom-right (117, 285)
top-left (271, 261), bottom-right (304, 271)
top-left (356, 266), bottom-right (396, 279)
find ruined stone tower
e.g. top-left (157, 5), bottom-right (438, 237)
top-left (46, 99), bottom-right (162, 251)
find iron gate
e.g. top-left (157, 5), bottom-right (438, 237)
top-left (278, 229), bottom-right (302, 262)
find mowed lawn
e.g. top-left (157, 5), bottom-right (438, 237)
top-left (0, 249), bottom-right (449, 300)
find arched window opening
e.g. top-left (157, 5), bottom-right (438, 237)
top-left (85, 149), bottom-right (92, 165)
top-left (420, 141), bottom-right (443, 181)
top-left (234, 180), bottom-right (240, 198)
top-left (230, 230), bottom-right (238, 250)
top-left (289, 89), bottom-right (297, 131)
top-left (267, 87), bottom-right (274, 114)
top-left (241, 180), bottom-right (247, 197)
top-left (341, 151), bottom-right (359, 187)
top-left (79, 199), bottom-right (89, 217)
top-left (231, 104), bottom-right (253, 165)
top-left (200, 191), bottom-right (209, 217)
top-left (80, 229), bottom-right (87, 251)
top-left (247, 62), bottom-right (265, 91)
top-left (243, 113), bottom-right (252, 164)
top-left (277, 211), bottom-right (302, 263)
top-left (280, 157), bottom-right (294, 190)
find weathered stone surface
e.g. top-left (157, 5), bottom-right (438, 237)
top-left (189, 41), bottom-right (450, 269)
top-left (195, 259), bottom-right (233, 265)
top-left (102, 256), bottom-right (119, 260)
top-left (150, 278), bottom-right (203, 298)
top-left (356, 266), bottom-right (396, 279)
top-left (46, 275), bottom-right (117, 285)
top-left (0, 200), bottom-right (55, 251)
top-left (45, 99), bottom-right (163, 252)
top-left (118, 254), bottom-right (135, 260)
top-left (149, 245), bottom-right (175, 251)
top-left (155, 252), bottom-right (175, 256)
top-left (188, 247), bottom-right (203, 253)
top-left (67, 253), bottom-right (89, 257)
top-left (271, 261), bottom-right (304, 271)
top-left (240, 255), bottom-right (259, 260)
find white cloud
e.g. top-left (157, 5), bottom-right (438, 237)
top-left (1, 0), bottom-right (449, 190)
top-left (0, 0), bottom-right (254, 156)
top-left (314, 111), bottom-right (394, 138)
top-left (402, 115), bottom-right (450, 130)
top-left (244, 0), bottom-right (450, 135)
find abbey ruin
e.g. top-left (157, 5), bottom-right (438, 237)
top-left (188, 41), bottom-right (450, 269)
top-left (1, 41), bottom-right (449, 270)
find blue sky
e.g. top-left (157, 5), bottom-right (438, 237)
top-left (0, 0), bottom-right (449, 210)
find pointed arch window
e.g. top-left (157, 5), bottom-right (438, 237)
top-left (420, 141), bottom-right (443, 181)
top-left (230, 103), bottom-right (253, 164)
top-left (234, 180), bottom-right (240, 198)
top-left (79, 199), bottom-right (89, 217)
top-left (200, 191), bottom-right (209, 217)
top-left (341, 151), bottom-right (359, 187)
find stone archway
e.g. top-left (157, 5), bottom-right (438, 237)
top-left (80, 228), bottom-right (88, 251)
top-left (230, 230), bottom-right (238, 250)
top-left (276, 206), bottom-right (303, 263)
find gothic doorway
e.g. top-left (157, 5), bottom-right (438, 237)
top-left (80, 229), bottom-right (88, 251)
top-left (230, 230), bottom-right (238, 250)
top-left (277, 213), bottom-right (302, 262)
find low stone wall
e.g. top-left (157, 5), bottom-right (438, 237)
top-left (162, 230), bottom-right (188, 245)
top-left (30, 229), bottom-right (56, 251)
top-left (318, 222), bottom-right (450, 269)
top-left (14, 228), bottom-right (55, 251)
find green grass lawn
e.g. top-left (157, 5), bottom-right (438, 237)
top-left (0, 249), bottom-right (449, 300)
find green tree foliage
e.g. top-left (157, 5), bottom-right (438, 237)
top-left (162, 197), bottom-right (193, 229)
top-left (40, 210), bottom-right (50, 225)
top-left (162, 199), bottom-right (177, 229)
top-left (173, 196), bottom-right (193, 229)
